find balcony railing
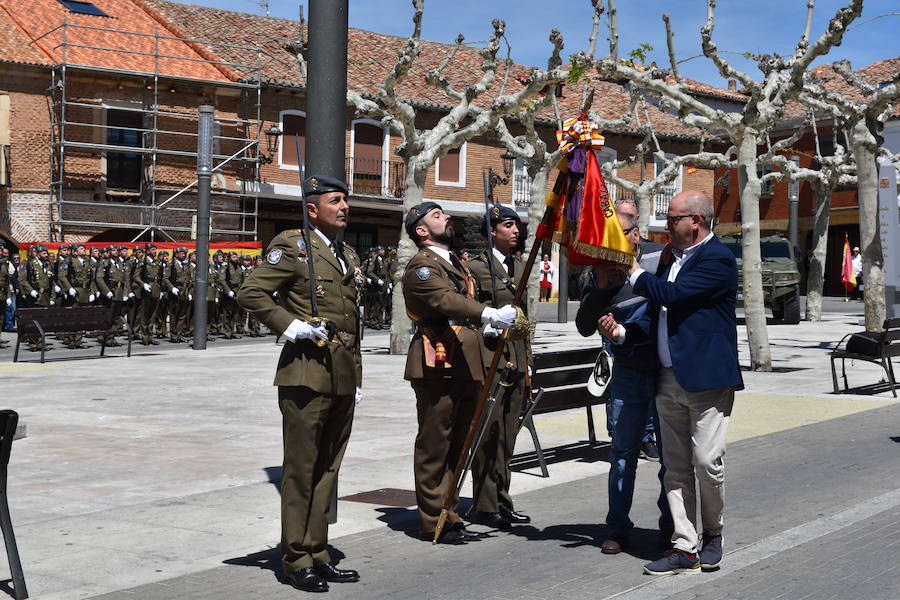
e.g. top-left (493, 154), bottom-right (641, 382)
top-left (346, 157), bottom-right (406, 199)
top-left (654, 185), bottom-right (677, 217)
top-left (513, 171), bottom-right (531, 207)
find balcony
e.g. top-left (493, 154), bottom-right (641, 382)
top-left (346, 157), bottom-right (406, 199)
top-left (0, 144), bottom-right (10, 187)
top-left (654, 185), bottom-right (677, 218)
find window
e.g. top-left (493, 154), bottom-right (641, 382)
top-left (59, 0), bottom-right (110, 17)
top-left (595, 147), bottom-right (617, 202)
top-left (653, 153), bottom-right (683, 217)
top-left (106, 109), bottom-right (142, 191)
top-left (512, 158), bottom-right (532, 207)
top-left (350, 120), bottom-right (387, 195)
top-left (436, 143), bottom-right (466, 187)
top-left (757, 164), bottom-right (774, 197)
top-left (278, 111), bottom-right (305, 169)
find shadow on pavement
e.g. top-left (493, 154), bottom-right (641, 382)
top-left (506, 524), bottom-right (663, 560)
top-left (374, 506), bottom-right (420, 540)
top-left (511, 441), bottom-right (611, 475)
top-left (223, 545), bottom-right (349, 582)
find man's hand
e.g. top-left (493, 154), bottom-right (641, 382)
top-left (143, 283), bottom-right (152, 293)
top-left (88, 293), bottom-right (95, 303)
top-left (106, 291), bottom-right (113, 299)
top-left (53, 285), bottom-right (61, 294)
top-left (598, 312), bottom-right (621, 340)
top-left (171, 287), bottom-right (179, 296)
top-left (30, 290), bottom-right (38, 299)
top-left (629, 260), bottom-right (642, 276)
top-left (227, 290), bottom-right (235, 298)
top-left (481, 305), bottom-right (517, 329)
top-left (285, 320), bottom-right (329, 343)
top-left (483, 324), bottom-right (501, 338)
top-left (68, 288), bottom-right (77, 297)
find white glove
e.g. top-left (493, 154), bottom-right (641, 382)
top-left (49, 300), bottom-right (55, 306)
top-left (377, 279), bottom-right (384, 286)
top-left (143, 283), bottom-right (152, 292)
top-left (355, 387), bottom-right (363, 406)
top-left (171, 287), bottom-right (179, 296)
top-left (272, 291), bottom-right (279, 298)
top-left (30, 290), bottom-right (38, 299)
top-left (106, 291), bottom-right (113, 299)
top-left (68, 288), bottom-right (76, 297)
top-left (215, 297), bottom-right (219, 303)
top-left (286, 320), bottom-right (329, 343)
top-left (388, 284), bottom-right (393, 294)
top-left (481, 304), bottom-right (517, 329)
top-left (88, 293), bottom-right (95, 303)
top-left (366, 278), bottom-right (372, 284)
top-left (53, 285), bottom-right (61, 293)
top-left (128, 292), bottom-right (135, 299)
top-left (483, 324), bottom-right (501, 338)
top-left (188, 294), bottom-right (193, 302)
top-left (227, 290), bottom-right (235, 298)
top-left (5, 297), bottom-right (10, 307)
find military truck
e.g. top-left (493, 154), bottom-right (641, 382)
top-left (720, 235), bottom-right (801, 324)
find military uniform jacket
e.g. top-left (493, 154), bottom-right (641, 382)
top-left (102, 258), bottom-right (132, 301)
top-left (366, 255), bottom-right (387, 286)
top-left (237, 229), bottom-right (362, 396)
top-left (166, 259), bottom-right (191, 294)
top-left (0, 258), bottom-right (13, 304)
top-left (20, 258), bottom-right (53, 306)
top-left (467, 250), bottom-right (530, 375)
top-left (222, 262), bottom-right (242, 295)
top-left (60, 257), bottom-right (95, 303)
top-left (402, 247), bottom-right (486, 382)
top-left (133, 257), bottom-right (163, 299)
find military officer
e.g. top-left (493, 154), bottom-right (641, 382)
top-left (0, 242), bottom-right (12, 348)
top-left (238, 174), bottom-right (363, 593)
top-left (466, 205), bottom-right (532, 529)
top-left (221, 252), bottom-right (242, 339)
top-left (57, 243), bottom-right (95, 348)
top-left (165, 247), bottom-right (191, 342)
top-left (365, 246), bottom-right (388, 329)
top-left (132, 243), bottom-right (162, 345)
top-left (402, 201), bottom-right (518, 544)
top-left (19, 245), bottom-right (55, 350)
top-left (241, 255), bottom-right (263, 336)
top-left (97, 245), bottom-right (131, 346)
top-left (53, 244), bottom-right (71, 307)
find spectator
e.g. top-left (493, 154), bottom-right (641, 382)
top-left (601, 190), bottom-right (743, 576)
top-left (850, 246), bottom-right (863, 301)
top-left (539, 254), bottom-right (553, 302)
top-left (577, 207), bottom-right (671, 556)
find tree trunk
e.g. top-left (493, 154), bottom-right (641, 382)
top-left (805, 185), bottom-right (832, 322)
top-left (389, 164), bottom-right (427, 354)
top-left (851, 119), bottom-right (886, 330)
top-left (736, 131), bottom-right (772, 371)
top-left (636, 187), bottom-right (652, 238)
top-left (525, 168), bottom-right (549, 324)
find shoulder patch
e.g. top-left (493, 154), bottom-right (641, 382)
top-left (417, 266), bottom-right (430, 280)
top-left (297, 239), bottom-right (306, 252)
top-left (266, 248), bottom-right (283, 264)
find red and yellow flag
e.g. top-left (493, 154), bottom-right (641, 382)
top-left (840, 234), bottom-right (856, 291)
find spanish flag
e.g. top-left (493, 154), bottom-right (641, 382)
top-left (840, 233), bottom-right (856, 291)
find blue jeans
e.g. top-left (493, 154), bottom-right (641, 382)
top-left (605, 365), bottom-right (672, 534)
top-left (4, 295), bottom-right (14, 331)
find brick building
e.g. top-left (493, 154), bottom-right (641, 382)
top-left (0, 0), bottom-right (739, 258)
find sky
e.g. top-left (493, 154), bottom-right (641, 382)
top-left (185, 0), bottom-right (897, 87)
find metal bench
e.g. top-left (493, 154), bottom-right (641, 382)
top-left (519, 346), bottom-right (606, 477)
top-left (13, 306), bottom-right (132, 364)
top-left (0, 410), bottom-right (27, 599)
top-left (830, 317), bottom-right (900, 397)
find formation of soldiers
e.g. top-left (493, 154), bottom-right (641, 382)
top-left (359, 245), bottom-right (396, 329)
top-left (6, 242), bottom-right (268, 349)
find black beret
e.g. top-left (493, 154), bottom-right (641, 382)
top-left (404, 201), bottom-right (442, 238)
top-left (175, 247), bottom-right (187, 253)
top-left (485, 203), bottom-right (521, 230)
top-left (158, 250), bottom-right (169, 256)
top-left (303, 174), bottom-right (349, 197)
top-left (36, 244), bottom-right (47, 252)
top-left (145, 243), bottom-right (157, 250)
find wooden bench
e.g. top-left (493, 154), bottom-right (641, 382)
top-left (830, 317), bottom-right (900, 397)
top-left (519, 346), bottom-right (606, 477)
top-left (14, 306), bottom-right (132, 364)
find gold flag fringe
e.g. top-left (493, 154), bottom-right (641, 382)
top-left (568, 239), bottom-right (635, 266)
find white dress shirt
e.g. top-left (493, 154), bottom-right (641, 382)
top-left (312, 227), bottom-right (346, 274)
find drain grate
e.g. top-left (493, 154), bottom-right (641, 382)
top-left (339, 487), bottom-right (417, 507)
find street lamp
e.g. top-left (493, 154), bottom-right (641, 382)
top-left (257, 125), bottom-right (283, 164)
top-left (486, 151), bottom-right (516, 202)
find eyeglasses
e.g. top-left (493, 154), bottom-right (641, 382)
top-left (622, 226), bottom-right (638, 235)
top-left (666, 214), bottom-right (695, 225)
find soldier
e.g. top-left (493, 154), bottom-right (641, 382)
top-left (53, 244), bottom-right (71, 307)
top-left (384, 245), bottom-right (397, 327)
top-left (0, 241), bottom-right (12, 348)
top-left (238, 175), bottom-right (362, 593)
top-left (466, 205), bottom-right (532, 530)
top-left (132, 243), bottom-right (162, 345)
top-left (220, 252), bottom-right (242, 339)
top-left (57, 243), bottom-right (96, 348)
top-left (365, 246), bottom-right (388, 329)
top-left (241, 255), bottom-right (263, 336)
top-left (97, 245), bottom-right (131, 346)
top-left (125, 246), bottom-right (143, 335)
top-left (152, 250), bottom-right (171, 339)
top-left (210, 251), bottom-right (227, 335)
top-left (19, 245), bottom-right (55, 351)
top-left (165, 247), bottom-right (191, 342)
top-left (401, 201), bottom-right (517, 544)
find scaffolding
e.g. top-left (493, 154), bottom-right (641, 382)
top-left (40, 20), bottom-right (265, 242)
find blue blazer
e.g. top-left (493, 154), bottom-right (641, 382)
top-left (627, 236), bottom-right (744, 393)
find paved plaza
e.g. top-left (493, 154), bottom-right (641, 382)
top-left (0, 300), bottom-right (898, 599)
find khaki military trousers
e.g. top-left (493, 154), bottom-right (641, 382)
top-left (472, 375), bottom-right (525, 513)
top-left (411, 378), bottom-right (478, 534)
top-left (656, 367), bottom-right (734, 554)
top-left (278, 386), bottom-right (354, 574)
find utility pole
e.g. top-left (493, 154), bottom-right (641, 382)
top-left (788, 155), bottom-right (800, 256)
top-left (193, 104), bottom-right (213, 350)
top-left (305, 0), bottom-right (348, 180)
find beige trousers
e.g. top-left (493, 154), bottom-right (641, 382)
top-left (656, 367), bottom-right (734, 553)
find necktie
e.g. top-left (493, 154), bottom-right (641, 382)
top-left (449, 252), bottom-right (463, 271)
top-left (504, 254), bottom-right (515, 277)
top-left (331, 241), bottom-right (347, 273)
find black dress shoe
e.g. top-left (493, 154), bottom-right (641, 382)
top-left (285, 568), bottom-right (328, 592)
top-left (421, 528), bottom-right (467, 544)
top-left (450, 522), bottom-right (484, 540)
top-left (467, 510), bottom-right (511, 530)
top-left (314, 562), bottom-right (359, 582)
top-left (499, 505), bottom-right (531, 524)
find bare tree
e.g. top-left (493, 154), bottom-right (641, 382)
top-left (345, 0), bottom-right (571, 353)
top-left (802, 61), bottom-right (900, 329)
top-left (593, 0), bottom-right (863, 371)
